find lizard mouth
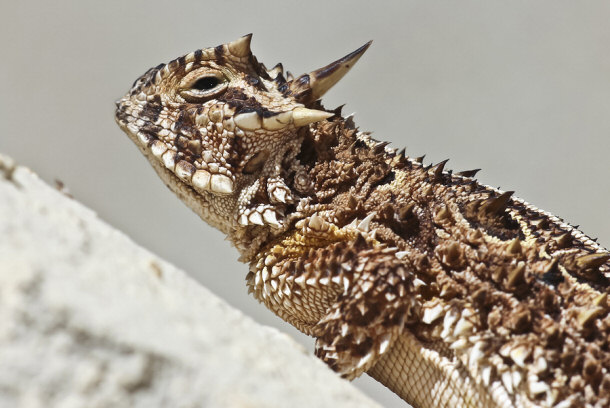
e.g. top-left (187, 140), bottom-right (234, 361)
top-left (114, 98), bottom-right (136, 141)
top-left (114, 96), bottom-right (136, 132)
top-left (115, 95), bottom-right (238, 196)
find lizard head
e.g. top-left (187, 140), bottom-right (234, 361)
top-left (116, 34), bottom-right (369, 235)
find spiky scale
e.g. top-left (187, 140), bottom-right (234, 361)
top-left (434, 205), bottom-right (451, 223)
top-left (555, 233), bottom-right (572, 249)
top-left (593, 293), bottom-right (608, 308)
top-left (398, 202), bottom-right (415, 221)
top-left (457, 168), bottom-right (481, 178)
top-left (507, 263), bottom-right (526, 288)
top-left (481, 191), bottom-right (513, 215)
top-left (507, 238), bottom-right (522, 255)
top-left (373, 141), bottom-right (390, 155)
top-left (576, 253), bottom-right (610, 269)
top-left (432, 159), bottom-right (449, 180)
top-left (577, 306), bottom-right (605, 327)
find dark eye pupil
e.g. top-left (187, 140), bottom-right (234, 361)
top-left (192, 76), bottom-right (219, 90)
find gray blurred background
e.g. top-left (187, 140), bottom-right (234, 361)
top-left (1, 1), bottom-right (609, 406)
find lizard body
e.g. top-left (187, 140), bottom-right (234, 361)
top-left (116, 35), bottom-right (610, 408)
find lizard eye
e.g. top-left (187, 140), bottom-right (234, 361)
top-left (179, 71), bottom-right (228, 103)
top-left (193, 76), bottom-right (221, 90)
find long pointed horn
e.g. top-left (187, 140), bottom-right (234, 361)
top-left (309, 41), bottom-right (372, 100)
top-left (290, 41), bottom-right (372, 104)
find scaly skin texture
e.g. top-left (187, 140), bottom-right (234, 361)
top-left (116, 35), bottom-right (610, 408)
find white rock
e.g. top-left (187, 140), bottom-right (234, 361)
top-left (0, 153), bottom-right (381, 408)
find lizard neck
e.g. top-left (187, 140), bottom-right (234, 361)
top-left (228, 115), bottom-right (371, 263)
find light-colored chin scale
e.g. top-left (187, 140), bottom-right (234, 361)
top-left (192, 171), bottom-right (234, 194)
top-left (161, 152), bottom-right (236, 196)
top-left (233, 107), bottom-right (334, 132)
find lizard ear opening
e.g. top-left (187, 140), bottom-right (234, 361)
top-left (243, 150), bottom-right (270, 174)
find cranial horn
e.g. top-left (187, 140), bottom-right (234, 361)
top-left (292, 107), bottom-right (333, 127)
top-left (227, 34), bottom-right (253, 57)
top-left (234, 107), bottom-right (333, 132)
top-left (259, 107), bottom-right (333, 130)
top-left (268, 63), bottom-right (284, 79)
top-left (293, 41), bottom-right (372, 103)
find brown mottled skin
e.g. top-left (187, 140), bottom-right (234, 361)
top-left (116, 35), bottom-right (610, 408)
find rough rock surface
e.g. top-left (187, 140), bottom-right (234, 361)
top-left (0, 154), bottom-right (381, 408)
